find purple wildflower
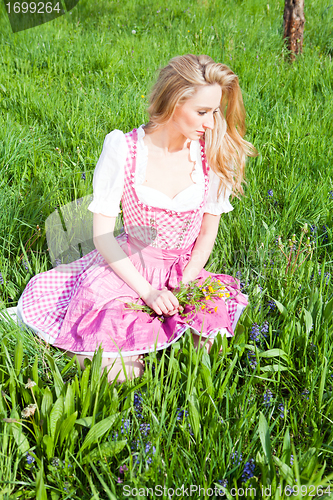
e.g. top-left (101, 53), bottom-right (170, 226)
top-left (278, 402), bottom-right (288, 419)
top-left (263, 389), bottom-right (273, 407)
top-left (120, 418), bottom-right (131, 434)
top-left (117, 477), bottom-right (123, 483)
top-left (250, 323), bottom-right (260, 343)
top-left (290, 454), bottom-right (294, 466)
top-left (119, 465), bottom-right (128, 474)
top-left (139, 422), bottom-right (150, 436)
top-left (268, 189), bottom-right (273, 197)
top-left (22, 259), bottom-right (29, 271)
top-left (26, 452), bottom-right (35, 465)
top-left (133, 392), bottom-right (144, 419)
top-left (81, 172), bottom-right (86, 181)
top-left (218, 479), bottom-right (228, 488)
top-left (302, 389), bottom-right (309, 400)
top-left (145, 442), bottom-right (156, 465)
top-left (231, 451), bottom-right (242, 467)
top-left (310, 225), bottom-right (317, 234)
top-left (0, 272), bottom-right (3, 285)
top-left (176, 408), bottom-right (189, 421)
top-left (242, 458), bottom-right (255, 482)
top-left (261, 320), bottom-right (269, 338)
top-left (267, 300), bottom-right (276, 313)
top-left (329, 191), bottom-right (333, 200)
top-left (247, 351), bottom-right (257, 369)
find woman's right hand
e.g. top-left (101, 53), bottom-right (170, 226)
top-left (141, 286), bottom-right (180, 316)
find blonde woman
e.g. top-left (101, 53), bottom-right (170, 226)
top-left (17, 54), bottom-right (257, 383)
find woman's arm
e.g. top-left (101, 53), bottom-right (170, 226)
top-left (182, 213), bottom-right (221, 285)
top-left (93, 213), bottom-right (180, 315)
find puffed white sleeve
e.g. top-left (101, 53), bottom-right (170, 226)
top-left (87, 130), bottom-right (127, 217)
top-left (203, 169), bottom-right (234, 215)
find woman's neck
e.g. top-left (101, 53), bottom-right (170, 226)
top-left (143, 123), bottom-right (190, 155)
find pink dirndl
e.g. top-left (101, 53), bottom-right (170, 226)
top-left (17, 129), bottom-right (248, 358)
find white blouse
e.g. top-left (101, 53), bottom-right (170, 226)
top-left (88, 125), bottom-right (234, 217)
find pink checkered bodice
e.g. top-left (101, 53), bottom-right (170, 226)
top-left (121, 128), bottom-right (210, 250)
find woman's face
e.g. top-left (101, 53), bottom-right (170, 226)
top-left (171, 83), bottom-right (222, 140)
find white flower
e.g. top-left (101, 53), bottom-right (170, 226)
top-left (132, 30), bottom-right (136, 34)
top-left (21, 404), bottom-right (37, 418)
top-left (25, 378), bottom-right (37, 389)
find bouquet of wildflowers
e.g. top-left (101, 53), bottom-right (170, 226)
top-left (124, 276), bottom-right (234, 323)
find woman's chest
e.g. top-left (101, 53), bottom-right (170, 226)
top-left (141, 149), bottom-right (196, 200)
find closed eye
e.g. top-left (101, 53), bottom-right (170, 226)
top-left (198, 110), bottom-right (219, 116)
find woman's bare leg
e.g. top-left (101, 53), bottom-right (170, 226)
top-left (191, 333), bottom-right (215, 354)
top-left (67, 352), bottom-right (145, 383)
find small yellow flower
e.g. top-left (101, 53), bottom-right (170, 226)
top-left (225, 292), bottom-right (230, 299)
top-left (205, 296), bottom-right (210, 300)
top-left (208, 286), bottom-right (214, 293)
top-left (188, 30), bottom-right (190, 32)
top-left (202, 288), bottom-right (207, 293)
top-left (214, 306), bottom-right (218, 313)
top-left (141, 95), bottom-right (144, 98)
top-left (218, 293), bottom-right (223, 298)
top-left (221, 286), bottom-right (226, 291)
top-left (201, 304), bottom-right (206, 310)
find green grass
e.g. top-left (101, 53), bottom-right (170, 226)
top-left (0, 0), bottom-right (333, 497)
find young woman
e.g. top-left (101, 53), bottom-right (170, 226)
top-left (17, 54), bottom-right (257, 382)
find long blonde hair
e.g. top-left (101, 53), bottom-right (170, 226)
top-left (143, 54), bottom-right (258, 200)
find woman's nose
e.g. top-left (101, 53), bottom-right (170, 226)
top-left (203, 114), bottom-right (215, 130)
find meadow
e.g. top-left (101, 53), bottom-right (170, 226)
top-left (0, 0), bottom-right (333, 497)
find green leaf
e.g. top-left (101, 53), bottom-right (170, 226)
top-left (199, 364), bottom-right (214, 397)
top-left (258, 412), bottom-right (274, 480)
top-left (10, 419), bottom-right (30, 455)
top-left (43, 351), bottom-right (64, 397)
top-left (36, 460), bottom-right (47, 500)
top-left (80, 365), bottom-right (91, 404)
top-left (43, 434), bottom-right (54, 461)
top-left (90, 346), bottom-right (103, 393)
top-left (64, 381), bottom-right (75, 418)
top-left (82, 440), bottom-right (127, 464)
top-left (59, 411), bottom-right (77, 447)
top-left (260, 364), bottom-right (289, 373)
top-left (49, 396), bottom-right (64, 440)
top-left (32, 355), bottom-right (38, 385)
top-left (282, 426), bottom-right (291, 464)
top-left (218, 353), bottom-right (238, 398)
top-left (79, 413), bottom-right (119, 453)
top-left (259, 348), bottom-right (289, 362)
top-left (318, 356), bottom-right (328, 410)
top-left (273, 455), bottom-right (294, 483)
top-left (81, 386), bottom-right (91, 418)
top-left (76, 416), bottom-right (93, 428)
top-left (60, 354), bottom-right (77, 376)
top-left (323, 297), bottom-right (333, 321)
top-left (188, 390), bottom-right (200, 440)
top-left (14, 339), bottom-right (23, 378)
top-left (273, 299), bottom-right (288, 317)
top-left (41, 387), bottom-right (53, 420)
top-left (303, 308), bottom-right (313, 335)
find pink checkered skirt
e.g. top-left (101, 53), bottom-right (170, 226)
top-left (17, 231), bottom-right (248, 358)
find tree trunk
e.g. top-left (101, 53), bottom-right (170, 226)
top-left (283, 0), bottom-right (305, 61)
